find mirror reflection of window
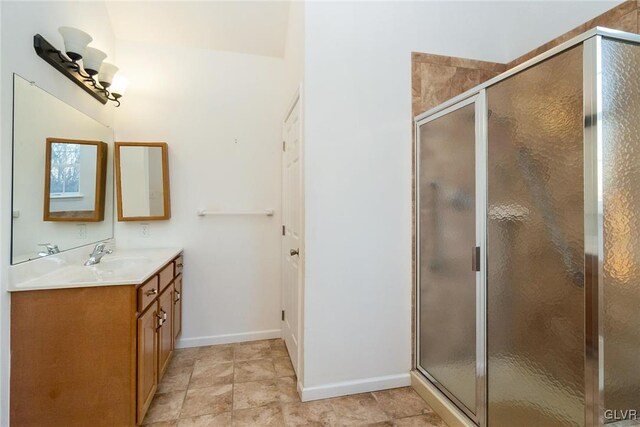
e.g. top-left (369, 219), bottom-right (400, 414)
top-left (50, 143), bottom-right (81, 195)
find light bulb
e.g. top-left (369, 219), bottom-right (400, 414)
top-left (110, 75), bottom-right (129, 97)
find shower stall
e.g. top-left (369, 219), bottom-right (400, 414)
top-left (415, 28), bottom-right (640, 427)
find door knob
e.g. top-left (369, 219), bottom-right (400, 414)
top-left (290, 248), bottom-right (299, 256)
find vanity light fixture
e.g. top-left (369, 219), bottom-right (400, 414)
top-left (33, 27), bottom-right (127, 107)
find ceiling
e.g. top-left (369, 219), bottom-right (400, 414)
top-left (105, 1), bottom-right (291, 58)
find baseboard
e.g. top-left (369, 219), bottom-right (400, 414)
top-left (410, 371), bottom-right (475, 427)
top-left (300, 373), bottom-right (411, 401)
top-left (176, 329), bottom-right (282, 348)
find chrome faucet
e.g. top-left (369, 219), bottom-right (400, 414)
top-left (38, 243), bottom-right (59, 256)
top-left (84, 242), bottom-right (113, 266)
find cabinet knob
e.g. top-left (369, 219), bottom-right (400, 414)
top-left (146, 288), bottom-right (158, 296)
top-left (175, 290), bottom-right (181, 303)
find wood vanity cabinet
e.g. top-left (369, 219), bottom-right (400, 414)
top-left (10, 253), bottom-right (183, 427)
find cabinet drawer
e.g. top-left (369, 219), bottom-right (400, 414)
top-left (138, 276), bottom-right (160, 313)
top-left (175, 256), bottom-right (183, 276)
top-left (159, 263), bottom-right (174, 292)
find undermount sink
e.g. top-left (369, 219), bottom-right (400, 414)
top-left (96, 256), bottom-right (154, 270)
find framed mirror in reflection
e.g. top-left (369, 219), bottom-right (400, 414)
top-left (44, 138), bottom-right (107, 222)
top-left (115, 142), bottom-right (171, 221)
top-left (11, 74), bottom-right (114, 264)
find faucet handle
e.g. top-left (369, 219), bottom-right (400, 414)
top-left (94, 242), bottom-right (110, 252)
top-left (38, 243), bottom-right (59, 254)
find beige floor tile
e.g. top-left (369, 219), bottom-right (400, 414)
top-left (143, 391), bottom-right (186, 424)
top-left (232, 403), bottom-right (285, 427)
top-left (277, 376), bottom-right (300, 403)
top-left (158, 365), bottom-right (193, 393)
top-left (282, 400), bottom-right (337, 427)
top-left (270, 339), bottom-right (289, 358)
top-left (234, 341), bottom-right (272, 361)
top-left (392, 414), bottom-right (448, 426)
top-left (372, 387), bottom-right (432, 419)
top-left (147, 341), bottom-right (451, 427)
top-left (233, 379), bottom-right (280, 410)
top-left (171, 348), bottom-right (199, 369)
top-left (328, 393), bottom-right (390, 426)
top-left (177, 412), bottom-right (232, 427)
top-left (234, 359), bottom-right (277, 383)
top-left (180, 384), bottom-right (233, 418)
top-left (190, 362), bottom-right (234, 389)
top-left (273, 357), bottom-right (295, 377)
top-left (198, 345), bottom-right (234, 365)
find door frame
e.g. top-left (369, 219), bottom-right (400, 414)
top-left (414, 90), bottom-right (487, 427)
top-left (281, 84), bottom-right (305, 390)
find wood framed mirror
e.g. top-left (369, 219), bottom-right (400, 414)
top-left (43, 137), bottom-right (108, 222)
top-left (115, 142), bottom-right (171, 221)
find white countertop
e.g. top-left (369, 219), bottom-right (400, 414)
top-left (9, 247), bottom-right (183, 292)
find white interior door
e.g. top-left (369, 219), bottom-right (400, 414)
top-left (282, 92), bottom-right (302, 374)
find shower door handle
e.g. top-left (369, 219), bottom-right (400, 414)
top-left (472, 246), bottom-right (481, 272)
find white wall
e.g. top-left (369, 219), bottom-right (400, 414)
top-left (0, 1), bottom-right (116, 423)
top-left (284, 0), bottom-right (304, 99)
top-left (301, 0), bottom-right (619, 398)
top-left (113, 40), bottom-right (290, 347)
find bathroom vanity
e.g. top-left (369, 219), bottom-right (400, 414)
top-left (9, 248), bottom-right (183, 426)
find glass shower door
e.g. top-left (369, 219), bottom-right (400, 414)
top-left (486, 45), bottom-right (585, 427)
top-left (417, 95), bottom-right (485, 424)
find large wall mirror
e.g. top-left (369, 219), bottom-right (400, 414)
top-left (12, 74), bottom-right (114, 264)
top-left (115, 142), bottom-right (171, 221)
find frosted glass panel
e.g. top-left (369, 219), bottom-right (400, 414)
top-left (418, 101), bottom-right (476, 415)
top-left (487, 46), bottom-right (585, 427)
top-left (601, 38), bottom-right (640, 419)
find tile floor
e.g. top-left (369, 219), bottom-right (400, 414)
top-left (142, 339), bottom-right (448, 426)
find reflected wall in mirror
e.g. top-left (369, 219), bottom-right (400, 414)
top-left (44, 138), bottom-right (107, 222)
top-left (12, 74), bottom-right (114, 264)
top-left (115, 142), bottom-right (171, 221)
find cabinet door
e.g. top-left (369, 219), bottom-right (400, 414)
top-left (137, 302), bottom-right (159, 424)
top-left (158, 284), bottom-right (174, 379)
top-left (174, 275), bottom-right (182, 341)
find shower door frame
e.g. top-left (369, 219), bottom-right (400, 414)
top-left (414, 91), bottom-right (488, 427)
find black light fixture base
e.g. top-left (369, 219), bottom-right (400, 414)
top-left (33, 34), bottom-right (108, 105)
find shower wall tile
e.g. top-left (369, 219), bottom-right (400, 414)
top-left (411, 52), bottom-right (505, 115)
